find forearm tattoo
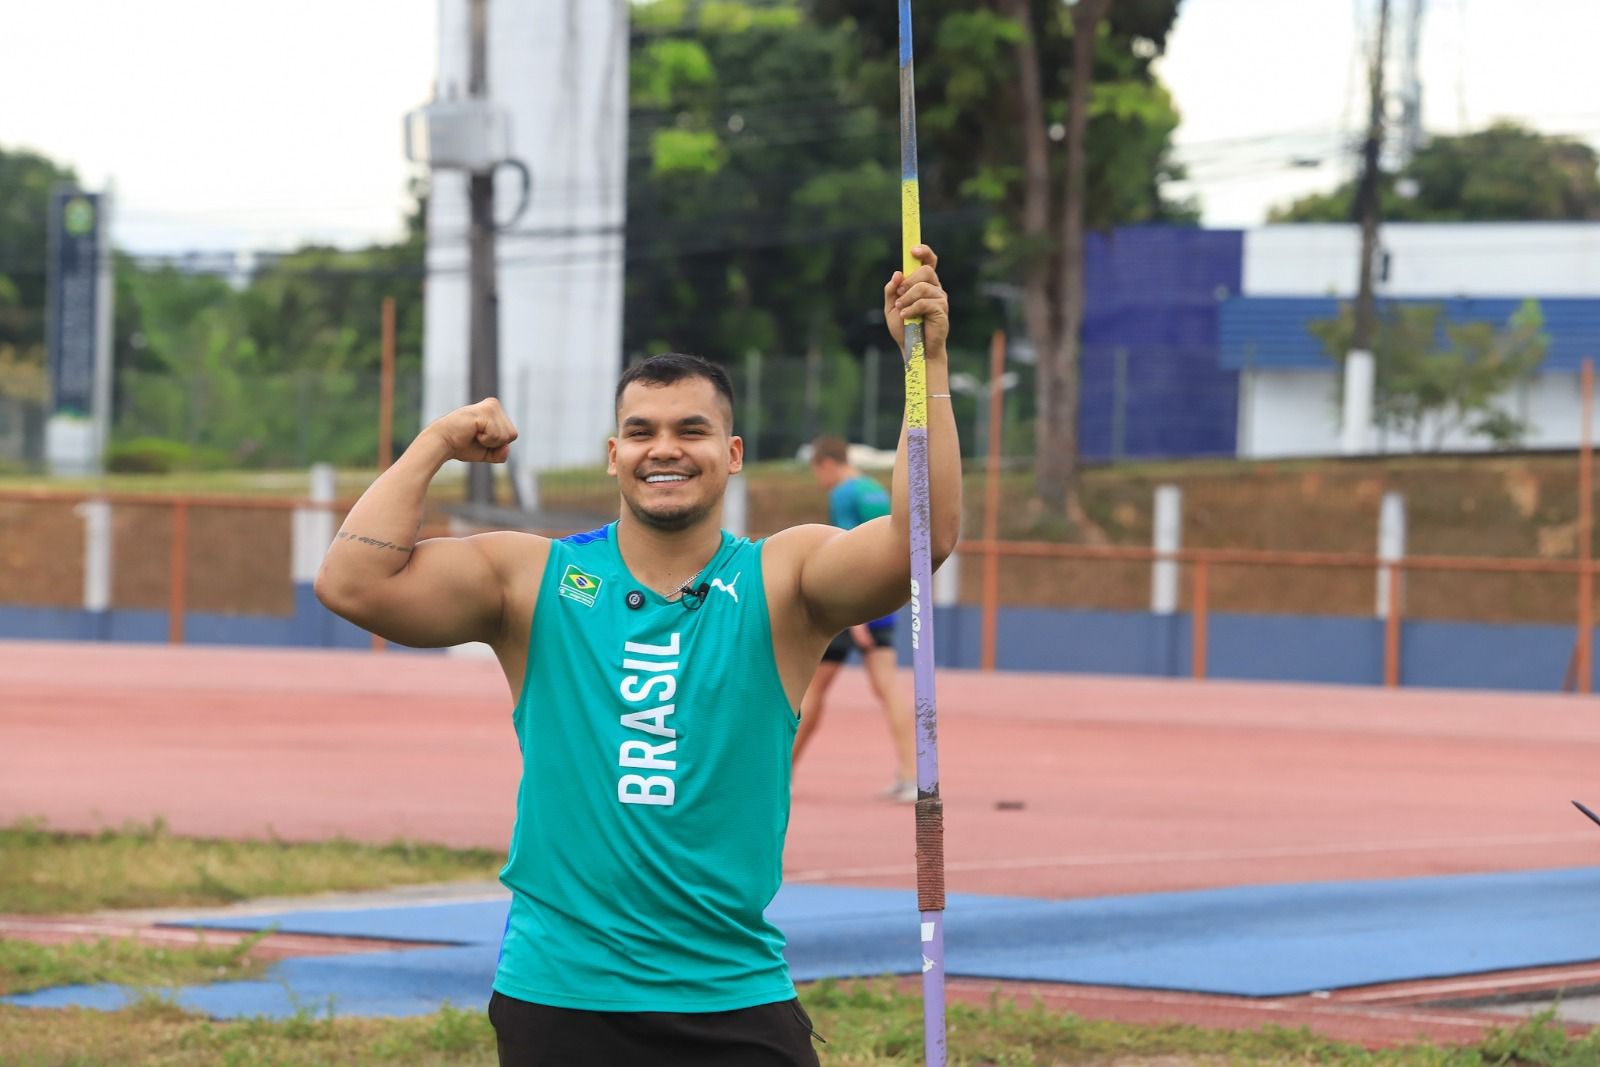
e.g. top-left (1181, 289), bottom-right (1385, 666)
top-left (334, 531), bottom-right (414, 554)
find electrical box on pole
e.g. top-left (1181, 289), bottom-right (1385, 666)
top-left (403, 99), bottom-right (510, 172)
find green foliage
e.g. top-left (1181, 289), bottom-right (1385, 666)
top-left (651, 128), bottom-right (727, 177)
top-left (631, 39), bottom-right (716, 108)
top-left (106, 229), bottom-right (425, 468)
top-left (0, 144), bottom-right (79, 395)
top-left (1273, 121), bottom-right (1600, 222)
top-left (813, 0), bottom-right (1194, 241)
top-left (1311, 300), bottom-right (1549, 450)
top-left (105, 437), bottom-right (230, 474)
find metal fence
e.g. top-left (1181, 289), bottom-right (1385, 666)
top-left (2, 486), bottom-right (1596, 693)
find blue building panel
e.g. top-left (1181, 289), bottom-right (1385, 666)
top-left (1079, 227), bottom-right (1243, 460)
top-left (1220, 296), bottom-right (1600, 371)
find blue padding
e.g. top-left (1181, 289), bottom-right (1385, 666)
top-left (775, 869), bottom-right (1600, 995)
top-left (1402, 618), bottom-right (1577, 692)
top-left (1205, 612), bottom-right (1383, 685)
top-left (11, 868), bottom-right (1600, 1017)
top-left (0, 601), bottom-right (435, 653)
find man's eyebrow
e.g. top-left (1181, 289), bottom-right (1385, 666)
top-left (622, 414), bottom-right (715, 427)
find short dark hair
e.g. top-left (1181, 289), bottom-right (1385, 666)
top-left (810, 435), bottom-right (849, 465)
top-left (615, 353), bottom-right (735, 421)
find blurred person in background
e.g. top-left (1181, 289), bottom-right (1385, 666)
top-left (793, 435), bottom-right (917, 804)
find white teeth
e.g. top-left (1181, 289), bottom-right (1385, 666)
top-left (645, 474), bottom-right (688, 483)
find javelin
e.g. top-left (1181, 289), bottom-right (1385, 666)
top-left (1576, 800), bottom-right (1600, 829)
top-left (898, 2), bottom-right (948, 1063)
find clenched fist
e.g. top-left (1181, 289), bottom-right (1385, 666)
top-left (884, 244), bottom-right (949, 353)
top-left (423, 397), bottom-right (518, 463)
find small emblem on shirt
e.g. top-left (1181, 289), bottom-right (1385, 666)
top-left (559, 564), bottom-right (603, 607)
top-left (710, 573), bottom-right (741, 603)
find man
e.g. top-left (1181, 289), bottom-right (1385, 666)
top-left (314, 246), bottom-right (959, 1065)
top-left (793, 435), bottom-right (917, 803)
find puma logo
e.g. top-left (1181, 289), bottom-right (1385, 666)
top-left (710, 573), bottom-right (741, 603)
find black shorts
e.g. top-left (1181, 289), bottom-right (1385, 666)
top-left (488, 990), bottom-right (822, 1066)
top-left (821, 624), bottom-right (895, 663)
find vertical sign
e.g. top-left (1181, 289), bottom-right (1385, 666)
top-left (48, 189), bottom-right (102, 417)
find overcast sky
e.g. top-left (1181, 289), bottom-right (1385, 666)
top-left (1, 0), bottom-right (1595, 254)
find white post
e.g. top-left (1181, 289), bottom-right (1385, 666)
top-left (934, 550), bottom-right (960, 607)
top-left (292, 463), bottom-right (337, 587)
top-left (77, 499), bottom-right (112, 614)
top-left (1151, 484), bottom-right (1181, 615)
top-left (1341, 351), bottom-right (1375, 454)
top-left (515, 462), bottom-right (540, 515)
top-left (1376, 490), bottom-right (1406, 618)
top-left (723, 474), bottom-right (748, 538)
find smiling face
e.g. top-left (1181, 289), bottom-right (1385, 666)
top-left (608, 376), bottom-right (743, 532)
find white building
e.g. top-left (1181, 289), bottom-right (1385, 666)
top-left (1226, 223), bottom-right (1600, 458)
top-left (423, 0), bottom-right (629, 471)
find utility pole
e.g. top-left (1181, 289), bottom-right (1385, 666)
top-left (1343, 0), bottom-right (1391, 455)
top-left (466, 0), bottom-right (500, 505)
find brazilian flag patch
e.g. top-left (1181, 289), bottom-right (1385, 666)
top-left (558, 564), bottom-right (603, 607)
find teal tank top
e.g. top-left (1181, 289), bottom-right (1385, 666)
top-left (493, 523), bottom-right (799, 1012)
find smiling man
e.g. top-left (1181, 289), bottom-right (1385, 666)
top-left (314, 246), bottom-right (960, 1066)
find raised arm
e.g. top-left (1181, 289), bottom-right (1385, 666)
top-left (314, 398), bottom-right (540, 648)
top-left (789, 245), bottom-right (963, 634)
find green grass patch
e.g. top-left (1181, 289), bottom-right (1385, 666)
top-left (0, 932), bottom-right (269, 997)
top-left (0, 818), bottom-right (505, 914)
top-left (0, 983), bottom-right (1596, 1066)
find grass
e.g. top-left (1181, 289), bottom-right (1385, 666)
top-left (0, 818), bottom-right (505, 915)
top-left (0, 932), bottom-right (269, 997)
top-left (0, 983), bottom-right (1596, 1066)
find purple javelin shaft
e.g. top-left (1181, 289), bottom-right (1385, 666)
top-left (899, 1), bottom-right (947, 1064)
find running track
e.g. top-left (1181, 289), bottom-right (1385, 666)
top-left (4, 642), bottom-right (1595, 899)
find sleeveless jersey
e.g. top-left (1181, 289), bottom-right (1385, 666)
top-left (492, 523), bottom-right (799, 1012)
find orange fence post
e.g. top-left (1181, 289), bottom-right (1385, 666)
top-left (1383, 561), bottom-right (1402, 687)
top-left (980, 330), bottom-right (1005, 672)
top-left (168, 501), bottom-right (189, 645)
top-left (1578, 357), bottom-right (1594, 693)
top-left (1191, 557), bottom-right (1209, 680)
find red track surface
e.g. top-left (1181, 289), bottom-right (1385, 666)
top-left (5, 640), bottom-right (1599, 1045)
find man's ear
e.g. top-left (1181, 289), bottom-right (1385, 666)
top-left (727, 435), bottom-right (744, 475)
top-left (606, 437), bottom-right (618, 476)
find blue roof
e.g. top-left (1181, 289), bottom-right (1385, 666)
top-left (1219, 297), bottom-right (1600, 371)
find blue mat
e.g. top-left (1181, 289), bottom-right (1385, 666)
top-left (10, 868), bottom-right (1600, 1018)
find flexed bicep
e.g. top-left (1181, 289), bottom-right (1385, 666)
top-left (788, 519), bottom-right (911, 637)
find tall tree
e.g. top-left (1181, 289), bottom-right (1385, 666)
top-left (1310, 300), bottom-right (1548, 451)
top-left (1272, 121), bottom-right (1600, 222)
top-left (624, 0), bottom-right (993, 460)
top-left (813, 0), bottom-right (1189, 528)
